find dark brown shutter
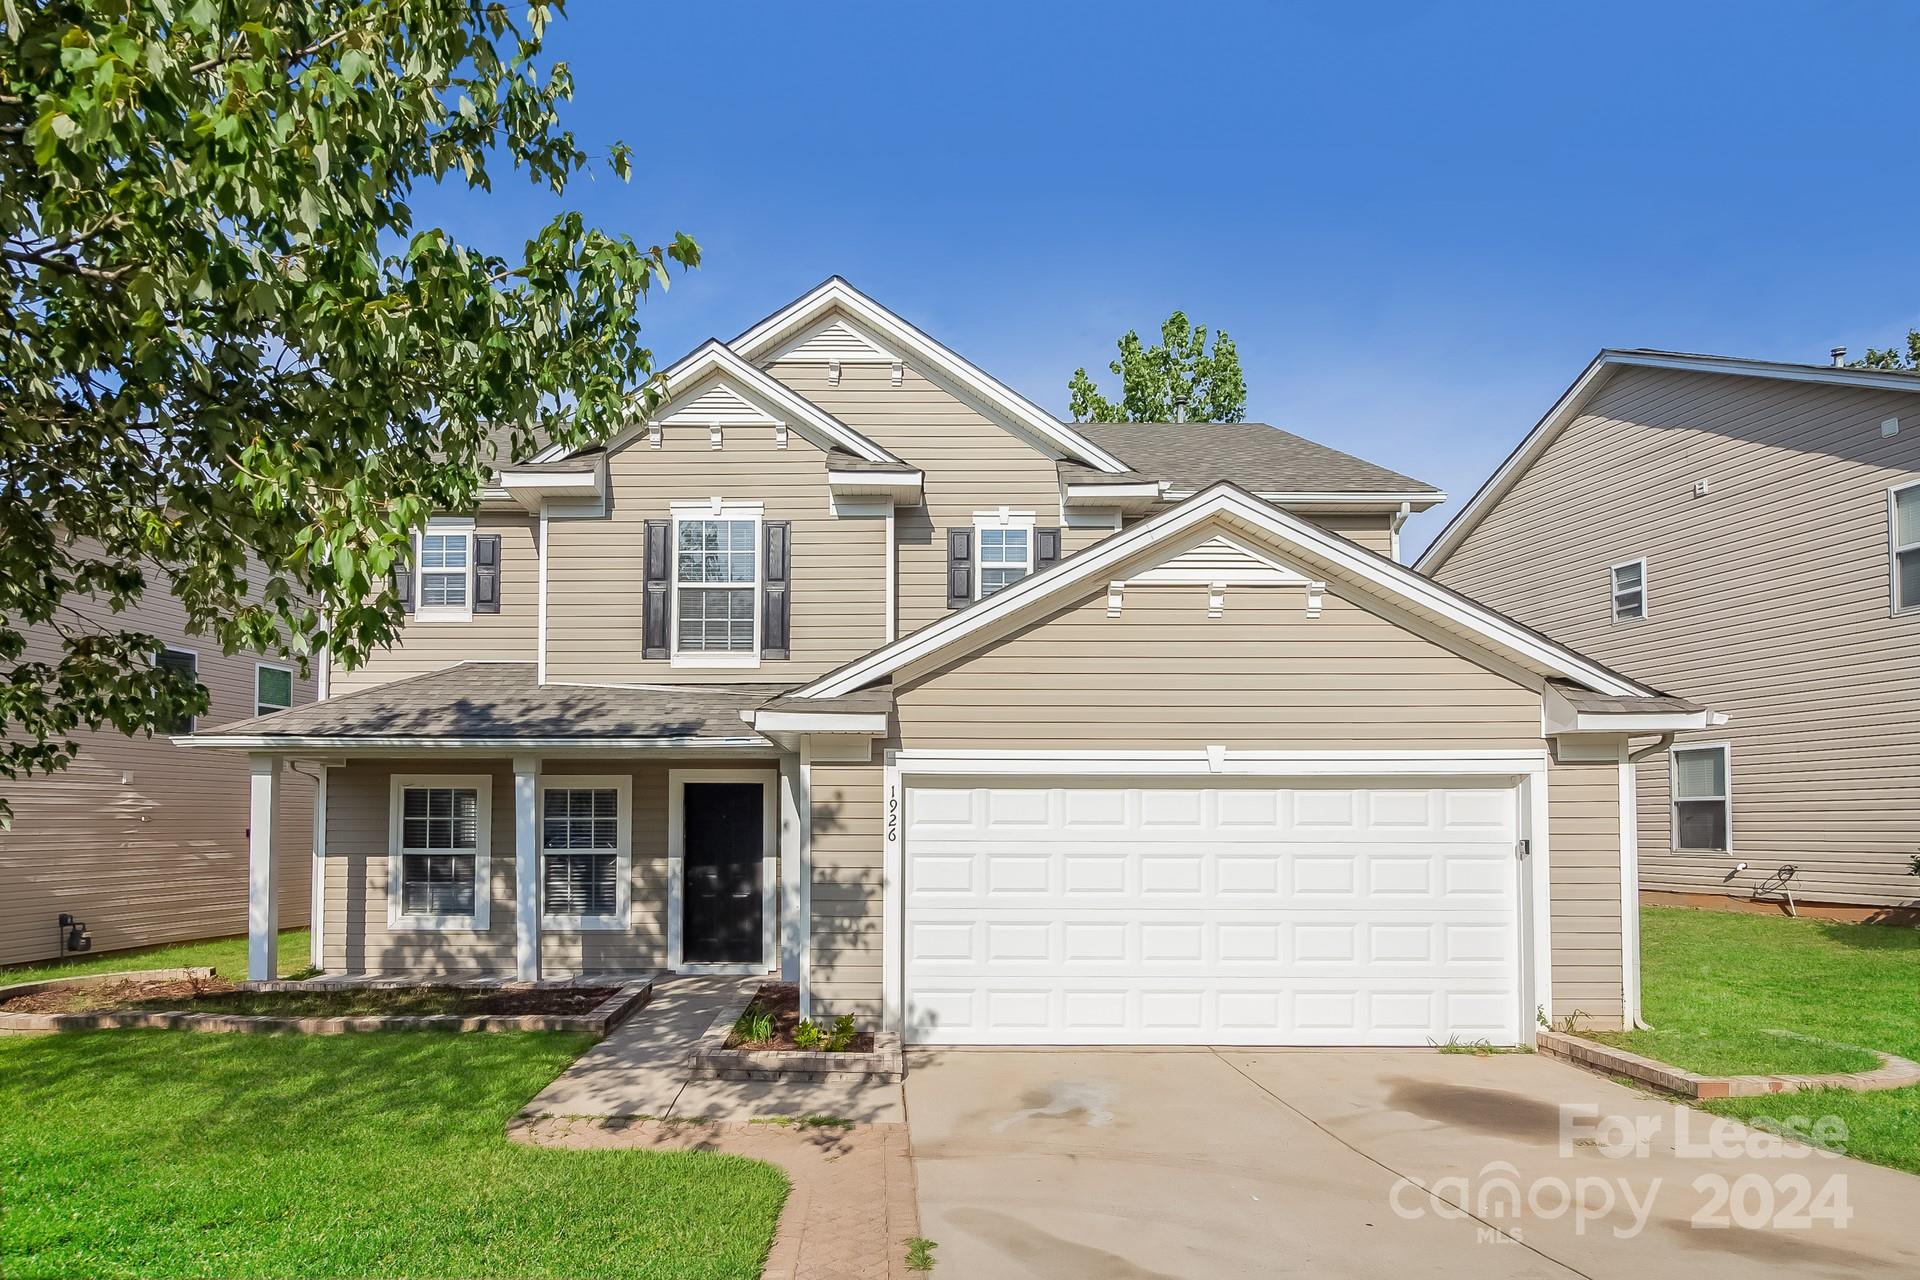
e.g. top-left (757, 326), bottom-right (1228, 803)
top-left (762, 521), bottom-right (791, 659)
top-left (394, 559), bottom-right (415, 614)
top-left (1035, 526), bottom-right (1062, 572)
top-left (643, 519), bottom-right (670, 659)
top-left (946, 528), bottom-right (974, 609)
top-left (473, 533), bottom-right (502, 613)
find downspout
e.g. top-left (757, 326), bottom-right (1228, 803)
top-left (1621, 733), bottom-right (1673, 1030)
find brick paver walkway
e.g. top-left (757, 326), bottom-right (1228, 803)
top-left (512, 1115), bottom-right (919, 1280)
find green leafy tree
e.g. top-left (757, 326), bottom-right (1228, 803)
top-left (0, 1), bottom-right (697, 823)
top-left (1067, 311), bottom-right (1247, 423)
top-left (1852, 331), bottom-right (1920, 371)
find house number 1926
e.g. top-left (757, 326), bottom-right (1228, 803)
top-left (886, 793), bottom-right (899, 843)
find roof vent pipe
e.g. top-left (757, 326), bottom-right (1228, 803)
top-left (1171, 394), bottom-right (1188, 424)
top-left (1831, 346), bottom-right (1848, 367)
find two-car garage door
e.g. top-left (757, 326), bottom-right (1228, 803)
top-left (902, 779), bottom-right (1523, 1046)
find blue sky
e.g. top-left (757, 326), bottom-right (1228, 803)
top-left (416, 1), bottom-right (1920, 554)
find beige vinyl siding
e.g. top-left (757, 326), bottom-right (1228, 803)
top-left (1435, 366), bottom-right (1920, 907)
top-left (766, 361), bottom-right (1068, 634)
top-left (331, 512), bottom-right (539, 696)
top-left (545, 417), bottom-right (886, 684)
top-left (1548, 754), bottom-right (1624, 1028)
top-left (894, 583), bottom-right (1543, 749)
top-left (0, 584), bottom-right (315, 965)
top-left (1307, 512), bottom-right (1397, 556)
top-left (809, 755), bottom-right (885, 1020)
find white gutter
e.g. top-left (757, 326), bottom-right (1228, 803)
top-left (174, 734), bottom-right (771, 750)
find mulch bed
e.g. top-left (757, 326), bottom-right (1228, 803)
top-left (724, 982), bottom-right (876, 1053)
top-left (0, 977), bottom-right (618, 1018)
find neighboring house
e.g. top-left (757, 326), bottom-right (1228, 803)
top-left (1420, 350), bottom-right (1920, 919)
top-left (0, 559), bottom-right (315, 966)
top-left (181, 279), bottom-right (1715, 1043)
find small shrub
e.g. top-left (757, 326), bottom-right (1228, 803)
top-left (904, 1237), bottom-right (938, 1272)
top-left (734, 1002), bottom-right (774, 1044)
top-left (793, 1018), bottom-right (823, 1050)
top-left (825, 1013), bottom-right (857, 1052)
top-left (1909, 854), bottom-right (1920, 877)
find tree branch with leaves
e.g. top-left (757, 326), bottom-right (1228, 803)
top-left (1067, 311), bottom-right (1247, 423)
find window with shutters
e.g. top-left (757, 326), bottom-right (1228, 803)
top-left (973, 511), bottom-right (1036, 598)
top-left (388, 775), bottom-right (491, 930)
top-left (670, 501), bottom-right (762, 667)
top-left (1892, 482), bottom-right (1920, 614)
top-left (541, 777), bottom-right (630, 928)
top-left (156, 647), bottom-right (198, 734)
top-left (1671, 744), bottom-right (1730, 852)
top-left (415, 518), bottom-right (474, 622)
top-left (254, 662), bottom-right (294, 717)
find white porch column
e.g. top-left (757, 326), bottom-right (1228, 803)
top-left (778, 742), bottom-right (813, 1014)
top-left (514, 755), bottom-right (541, 982)
top-left (247, 754), bottom-right (281, 981)
top-left (309, 764), bottom-right (331, 971)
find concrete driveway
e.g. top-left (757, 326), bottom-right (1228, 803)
top-left (905, 1047), bottom-right (1920, 1278)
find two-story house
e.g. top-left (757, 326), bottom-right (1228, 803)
top-left (1420, 350), bottom-right (1920, 920)
top-left (182, 280), bottom-right (1717, 1043)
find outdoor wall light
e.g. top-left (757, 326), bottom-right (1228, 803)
top-left (58, 913), bottom-right (91, 954)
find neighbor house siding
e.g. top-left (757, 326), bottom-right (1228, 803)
top-left (544, 413), bottom-right (887, 684)
top-left (1548, 753), bottom-right (1624, 1027)
top-left (0, 579), bottom-right (314, 966)
top-left (808, 755), bottom-right (885, 1020)
top-left (1433, 366), bottom-right (1920, 908)
top-left (331, 512), bottom-right (540, 696)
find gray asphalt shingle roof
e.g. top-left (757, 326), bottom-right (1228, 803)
top-left (1074, 422), bottom-right (1439, 495)
top-left (1547, 679), bottom-right (1702, 716)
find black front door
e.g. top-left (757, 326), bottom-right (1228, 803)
top-left (683, 781), bottom-right (764, 964)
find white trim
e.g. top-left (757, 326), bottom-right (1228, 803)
top-left (1162, 489), bottom-right (1447, 510)
top-left (1419, 349), bottom-right (1920, 574)
top-left (884, 504), bottom-right (898, 643)
top-left (1618, 744), bottom-right (1642, 1029)
top-left (666, 768), bottom-right (779, 974)
top-left (253, 659), bottom-right (295, 718)
top-left (792, 483), bottom-right (1653, 700)
top-left (177, 734), bottom-right (771, 750)
top-left (414, 518), bottom-right (476, 623)
top-left (889, 746), bottom-right (1550, 775)
top-left (386, 773), bottom-right (494, 932)
top-left (536, 507), bottom-right (549, 684)
top-left (514, 755), bottom-right (540, 980)
top-left (670, 503), bottom-right (763, 669)
top-left (729, 277), bottom-right (1135, 472)
top-left (825, 470), bottom-right (923, 490)
top-left (750, 710), bottom-right (890, 734)
top-left (537, 773), bottom-right (633, 932)
top-left (247, 754), bottom-right (280, 981)
top-left (309, 764), bottom-right (332, 971)
top-left (1524, 765), bottom-right (1552, 1037)
top-left (1610, 557), bottom-right (1648, 622)
top-left (1669, 741), bottom-right (1732, 854)
top-left (1889, 481), bottom-right (1920, 616)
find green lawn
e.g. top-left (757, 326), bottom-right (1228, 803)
top-left (1590, 906), bottom-right (1920, 1175)
top-left (0, 1031), bottom-right (787, 1278)
top-left (0, 928), bottom-right (313, 987)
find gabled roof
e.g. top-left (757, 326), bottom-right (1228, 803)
top-left (1077, 422), bottom-right (1443, 504)
top-left (1416, 348), bottom-right (1920, 573)
top-left (789, 481), bottom-right (1663, 701)
top-left (727, 276), bottom-right (1135, 474)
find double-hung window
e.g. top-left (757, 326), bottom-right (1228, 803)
top-left (156, 648), bottom-right (198, 734)
top-left (1610, 559), bottom-right (1646, 621)
top-left (974, 513), bottom-right (1035, 598)
top-left (1891, 483), bottom-right (1920, 613)
top-left (673, 505), bottom-right (760, 662)
top-left (389, 776), bottom-right (491, 929)
top-left (254, 663), bottom-right (293, 718)
top-left (416, 519), bottom-right (474, 621)
top-left (541, 777), bottom-right (630, 929)
top-left (1671, 744), bottom-right (1730, 852)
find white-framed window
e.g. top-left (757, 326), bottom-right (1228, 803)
top-left (1671, 744), bottom-right (1730, 853)
top-left (416, 517), bottom-right (474, 622)
top-left (157, 647), bottom-right (198, 734)
top-left (388, 774), bottom-right (492, 930)
top-left (254, 662), bottom-right (294, 718)
top-left (671, 500), bottom-right (762, 667)
top-left (1610, 558), bottom-right (1646, 621)
top-left (1890, 483), bottom-right (1920, 614)
top-left (539, 775), bottom-right (631, 930)
top-left (974, 510), bottom-right (1036, 598)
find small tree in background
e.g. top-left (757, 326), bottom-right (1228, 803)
top-left (1067, 311), bottom-right (1247, 423)
top-left (1853, 331), bottom-right (1920, 372)
top-left (0, 1), bottom-right (698, 824)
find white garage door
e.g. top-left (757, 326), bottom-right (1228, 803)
top-left (902, 779), bottom-right (1522, 1046)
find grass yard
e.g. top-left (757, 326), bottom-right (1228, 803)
top-left (0, 928), bottom-right (313, 987)
top-left (0, 1031), bottom-right (787, 1279)
top-left (1590, 906), bottom-right (1920, 1175)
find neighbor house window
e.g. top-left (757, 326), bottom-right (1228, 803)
top-left (541, 778), bottom-right (630, 928)
top-left (1672, 744), bottom-right (1730, 852)
top-left (157, 648), bottom-right (198, 734)
top-left (673, 509), bottom-right (759, 658)
top-left (974, 513), bottom-right (1036, 598)
top-left (254, 663), bottom-right (293, 718)
top-left (1610, 559), bottom-right (1646, 621)
top-left (416, 519), bottom-right (474, 620)
top-left (1892, 483), bottom-right (1920, 613)
top-left (389, 776), bottom-right (491, 930)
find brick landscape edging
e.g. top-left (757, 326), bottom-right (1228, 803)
top-left (1538, 1029), bottom-right (1920, 1098)
top-left (0, 972), bottom-right (654, 1037)
top-left (688, 990), bottom-right (905, 1084)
